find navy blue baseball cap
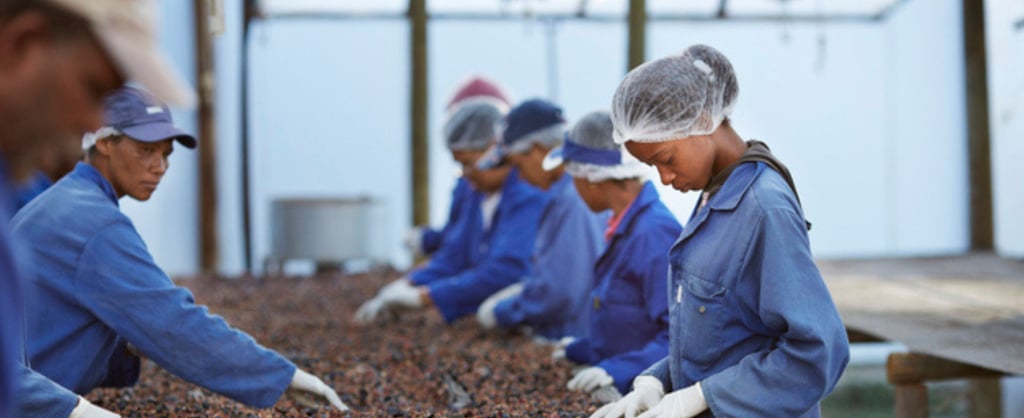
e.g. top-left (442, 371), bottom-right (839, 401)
top-left (103, 86), bottom-right (197, 148)
top-left (476, 98), bottom-right (565, 170)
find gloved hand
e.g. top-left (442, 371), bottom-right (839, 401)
top-left (69, 397), bottom-right (121, 418)
top-left (354, 279), bottom-right (422, 323)
top-left (568, 366), bottom-right (614, 393)
top-left (551, 336), bottom-right (576, 362)
top-left (476, 283), bottom-right (524, 329)
top-left (287, 368), bottom-right (349, 412)
top-left (636, 382), bottom-right (707, 418)
top-left (589, 375), bottom-right (664, 418)
top-left (403, 226), bottom-right (427, 255)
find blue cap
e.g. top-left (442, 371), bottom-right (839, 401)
top-left (104, 86), bottom-right (196, 148)
top-left (477, 98), bottom-right (565, 170)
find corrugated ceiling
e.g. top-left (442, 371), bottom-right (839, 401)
top-left (257, 0), bottom-right (904, 20)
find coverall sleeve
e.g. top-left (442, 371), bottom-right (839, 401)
top-left (639, 356), bottom-right (673, 393)
top-left (596, 237), bottom-right (671, 394)
top-left (426, 195), bottom-right (541, 323)
top-left (700, 208), bottom-right (850, 417)
top-left (492, 202), bottom-right (596, 329)
top-left (73, 220), bottom-right (297, 408)
top-left (13, 363), bottom-right (79, 418)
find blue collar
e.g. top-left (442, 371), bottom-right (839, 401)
top-left (609, 180), bottom-right (660, 238)
top-left (562, 139), bottom-right (621, 166)
top-left (70, 162), bottom-right (119, 206)
top-left (549, 172), bottom-right (573, 195)
top-left (706, 162), bottom-right (762, 211)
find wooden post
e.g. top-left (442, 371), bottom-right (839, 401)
top-left (887, 352), bottom-right (1004, 418)
top-left (894, 383), bottom-right (929, 418)
top-left (627, 0), bottom-right (646, 71)
top-left (240, 0), bottom-right (256, 272)
top-left (967, 378), bottom-right (1002, 418)
top-left (409, 0), bottom-right (429, 227)
top-left (963, 0), bottom-right (993, 250)
top-left (193, 0), bottom-right (219, 273)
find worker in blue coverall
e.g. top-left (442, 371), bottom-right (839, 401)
top-left (590, 45), bottom-right (850, 418)
top-left (475, 99), bottom-right (607, 341)
top-left (543, 111), bottom-right (681, 402)
top-left (13, 87), bottom-right (348, 416)
top-left (354, 100), bottom-right (547, 324)
top-left (0, 0), bottom-right (196, 416)
top-left (404, 75), bottom-right (512, 256)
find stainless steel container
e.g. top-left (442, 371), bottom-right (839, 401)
top-left (268, 196), bottom-right (383, 273)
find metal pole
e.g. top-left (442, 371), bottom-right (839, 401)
top-left (194, 0), bottom-right (219, 273)
top-left (409, 0), bottom-right (429, 227)
top-left (963, 0), bottom-right (993, 251)
top-left (627, 0), bottom-right (647, 71)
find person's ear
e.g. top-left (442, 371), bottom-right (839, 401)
top-left (94, 137), bottom-right (116, 156)
top-left (0, 11), bottom-right (49, 79)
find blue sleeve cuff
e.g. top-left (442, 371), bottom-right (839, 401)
top-left (421, 228), bottom-right (443, 255)
top-left (640, 356), bottom-right (673, 392)
top-left (564, 338), bottom-right (593, 365)
top-left (492, 297), bottom-right (519, 328)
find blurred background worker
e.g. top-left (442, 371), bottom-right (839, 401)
top-left (590, 45), bottom-right (849, 418)
top-left (475, 99), bottom-right (607, 341)
top-left (0, 0), bottom-right (193, 416)
top-left (545, 111), bottom-right (680, 402)
top-left (12, 87), bottom-right (348, 416)
top-left (354, 99), bottom-right (547, 324)
top-left (404, 75), bottom-right (512, 257)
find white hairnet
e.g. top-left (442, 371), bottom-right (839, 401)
top-left (610, 44), bottom-right (739, 144)
top-left (559, 111), bottom-right (650, 182)
top-left (82, 126), bottom-right (122, 150)
top-left (444, 101), bottom-right (504, 151)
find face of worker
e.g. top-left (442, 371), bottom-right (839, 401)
top-left (571, 175), bottom-right (608, 212)
top-left (506, 143), bottom-right (550, 189)
top-left (0, 11), bottom-right (123, 180)
top-left (97, 137), bottom-right (173, 201)
top-left (452, 149), bottom-right (509, 194)
top-left (625, 136), bottom-right (715, 194)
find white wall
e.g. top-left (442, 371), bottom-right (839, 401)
top-left (986, 0), bottom-right (1024, 257)
top-left (136, 0), bottom-right (989, 275)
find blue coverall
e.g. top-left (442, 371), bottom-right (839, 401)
top-left (493, 173), bottom-right (607, 339)
top-left (642, 162), bottom-right (850, 417)
top-left (410, 169), bottom-right (548, 323)
top-left (12, 163), bottom-right (298, 414)
top-left (564, 181), bottom-right (680, 394)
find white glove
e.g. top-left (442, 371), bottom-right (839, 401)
top-left (476, 283), bottom-right (524, 329)
top-left (354, 279), bottom-right (421, 323)
top-left (287, 368), bottom-right (349, 412)
top-left (636, 382), bottom-right (707, 418)
top-left (589, 375), bottom-right (664, 418)
top-left (568, 366), bottom-right (614, 393)
top-left (551, 336), bottom-right (576, 361)
top-left (403, 226), bottom-right (427, 255)
top-left (69, 397), bottom-right (120, 418)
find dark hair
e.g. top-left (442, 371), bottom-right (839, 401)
top-left (0, 0), bottom-right (91, 40)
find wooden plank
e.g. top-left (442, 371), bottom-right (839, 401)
top-left (887, 352), bottom-right (1003, 385)
top-left (826, 273), bottom-right (1024, 375)
top-left (894, 383), bottom-right (928, 418)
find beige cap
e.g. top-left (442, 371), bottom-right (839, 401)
top-left (45, 0), bottom-right (196, 107)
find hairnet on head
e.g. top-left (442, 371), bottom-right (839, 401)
top-left (544, 111), bottom-right (650, 182)
top-left (610, 44), bottom-right (739, 144)
top-left (443, 101), bottom-right (504, 151)
top-left (476, 98), bottom-right (566, 170)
